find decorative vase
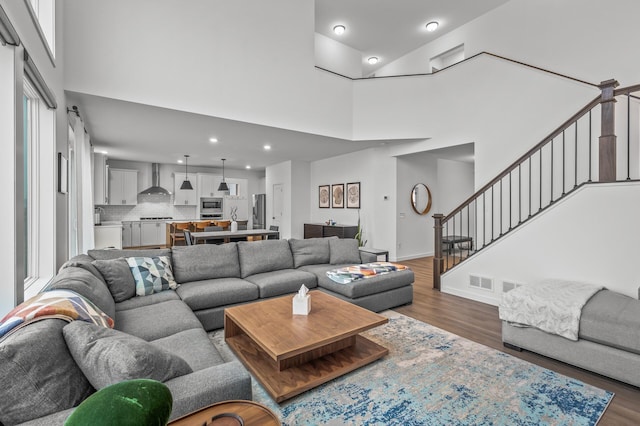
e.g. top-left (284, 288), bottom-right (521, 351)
top-left (231, 220), bottom-right (238, 232)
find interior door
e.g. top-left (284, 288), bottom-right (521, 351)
top-left (272, 183), bottom-right (283, 229)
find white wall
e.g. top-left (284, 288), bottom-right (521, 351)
top-left (314, 33), bottom-right (362, 78)
top-left (442, 182), bottom-right (640, 305)
top-left (437, 159), bottom-right (475, 214)
top-left (63, 0), bottom-right (354, 140)
top-left (291, 161), bottom-right (311, 239)
top-left (354, 56), bottom-right (599, 191)
top-left (376, 0), bottom-right (640, 86)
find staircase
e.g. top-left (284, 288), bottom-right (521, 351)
top-left (433, 80), bottom-right (640, 289)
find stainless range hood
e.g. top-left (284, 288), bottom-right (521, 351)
top-left (139, 163), bottom-right (171, 196)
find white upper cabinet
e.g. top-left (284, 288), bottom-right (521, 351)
top-left (173, 172), bottom-right (197, 205)
top-left (109, 169), bottom-right (138, 205)
top-left (197, 173), bottom-right (225, 198)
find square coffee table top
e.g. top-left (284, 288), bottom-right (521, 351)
top-left (224, 290), bottom-right (388, 362)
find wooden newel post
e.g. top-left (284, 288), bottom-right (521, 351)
top-left (433, 213), bottom-right (444, 291)
top-left (599, 79), bottom-right (620, 182)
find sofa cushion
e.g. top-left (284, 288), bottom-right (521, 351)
top-left (63, 321), bottom-right (192, 389)
top-left (126, 256), bottom-right (178, 296)
top-left (237, 240), bottom-right (294, 278)
top-left (176, 278), bottom-right (259, 311)
top-left (115, 300), bottom-right (202, 341)
top-left (89, 248), bottom-right (172, 261)
top-left (172, 244), bottom-right (241, 283)
top-left (0, 319), bottom-right (94, 425)
top-left (47, 266), bottom-right (116, 320)
top-left (579, 290), bottom-right (640, 355)
top-left (300, 263), bottom-right (414, 299)
top-left (115, 290), bottom-right (181, 312)
top-left (288, 238), bottom-right (331, 268)
top-left (60, 254), bottom-right (107, 284)
top-left (151, 328), bottom-right (224, 372)
top-left (92, 258), bottom-right (137, 302)
top-left (329, 238), bottom-right (362, 265)
top-left (245, 269), bottom-right (318, 298)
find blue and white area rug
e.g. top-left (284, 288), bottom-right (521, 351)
top-left (211, 312), bottom-right (613, 425)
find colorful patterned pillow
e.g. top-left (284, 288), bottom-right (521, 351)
top-left (126, 256), bottom-right (177, 296)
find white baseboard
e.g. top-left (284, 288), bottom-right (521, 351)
top-left (441, 285), bottom-right (500, 306)
top-left (395, 251), bottom-right (434, 262)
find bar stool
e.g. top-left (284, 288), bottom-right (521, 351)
top-left (171, 222), bottom-right (192, 246)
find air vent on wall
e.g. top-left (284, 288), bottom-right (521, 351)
top-left (502, 281), bottom-right (524, 293)
top-left (469, 274), bottom-right (493, 291)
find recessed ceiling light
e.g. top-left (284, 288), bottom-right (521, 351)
top-left (245, 165), bottom-right (251, 169)
top-left (333, 25), bottom-right (346, 35)
top-left (264, 145), bottom-right (271, 150)
top-left (177, 159), bottom-right (183, 164)
top-left (426, 21), bottom-right (439, 32)
top-left (97, 150), bottom-right (108, 154)
top-left (209, 137), bottom-right (218, 143)
top-left (367, 57), bottom-right (379, 65)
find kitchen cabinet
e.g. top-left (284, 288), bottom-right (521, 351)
top-left (93, 153), bottom-right (109, 205)
top-left (141, 221), bottom-right (165, 246)
top-left (94, 224), bottom-right (122, 249)
top-left (109, 169), bottom-right (138, 205)
top-left (122, 221), bottom-right (141, 248)
top-left (173, 172), bottom-right (197, 205)
top-left (197, 173), bottom-right (224, 198)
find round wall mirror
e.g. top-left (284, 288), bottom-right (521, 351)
top-left (411, 183), bottom-right (432, 215)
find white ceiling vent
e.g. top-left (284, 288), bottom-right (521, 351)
top-left (469, 274), bottom-right (493, 291)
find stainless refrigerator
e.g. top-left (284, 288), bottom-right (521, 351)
top-left (252, 194), bottom-right (266, 229)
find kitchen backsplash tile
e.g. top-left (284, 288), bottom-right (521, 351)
top-left (99, 199), bottom-right (197, 221)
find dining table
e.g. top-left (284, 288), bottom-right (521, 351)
top-left (190, 228), bottom-right (279, 244)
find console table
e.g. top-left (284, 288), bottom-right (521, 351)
top-left (304, 223), bottom-right (358, 239)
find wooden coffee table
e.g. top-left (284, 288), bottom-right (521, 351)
top-left (224, 291), bottom-right (388, 403)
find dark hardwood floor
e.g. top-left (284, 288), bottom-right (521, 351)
top-left (394, 257), bottom-right (640, 426)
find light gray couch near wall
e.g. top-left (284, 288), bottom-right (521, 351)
top-left (502, 289), bottom-right (640, 388)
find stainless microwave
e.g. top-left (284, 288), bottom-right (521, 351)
top-left (201, 197), bottom-right (223, 211)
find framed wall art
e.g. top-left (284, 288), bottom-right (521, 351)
top-left (319, 185), bottom-right (330, 208)
top-left (346, 182), bottom-right (360, 209)
top-left (331, 184), bottom-right (344, 208)
top-left (57, 153), bottom-right (68, 194)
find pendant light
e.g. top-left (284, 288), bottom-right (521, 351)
top-left (180, 155), bottom-right (193, 190)
top-left (218, 158), bottom-right (229, 192)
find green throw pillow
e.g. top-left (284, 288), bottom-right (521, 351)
top-left (64, 379), bottom-right (173, 426)
top-left (126, 256), bottom-right (177, 296)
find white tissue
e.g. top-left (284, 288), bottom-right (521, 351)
top-left (293, 284), bottom-right (311, 315)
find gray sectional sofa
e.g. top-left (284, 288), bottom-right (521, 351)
top-left (502, 289), bottom-right (640, 388)
top-left (0, 237), bottom-right (413, 425)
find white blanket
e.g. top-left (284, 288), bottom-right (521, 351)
top-left (499, 279), bottom-right (603, 341)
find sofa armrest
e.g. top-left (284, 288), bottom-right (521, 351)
top-left (164, 361), bottom-right (252, 420)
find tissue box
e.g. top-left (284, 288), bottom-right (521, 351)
top-left (293, 294), bottom-right (311, 315)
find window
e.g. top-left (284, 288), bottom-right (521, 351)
top-left (24, 0), bottom-right (56, 60)
top-left (22, 78), bottom-right (56, 299)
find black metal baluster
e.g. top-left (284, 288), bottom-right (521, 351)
top-left (518, 164), bottom-right (522, 224)
top-left (550, 139), bottom-right (554, 203)
top-left (491, 185), bottom-right (494, 241)
top-left (452, 216), bottom-right (456, 265)
top-left (499, 179), bottom-right (503, 236)
top-left (539, 148), bottom-right (542, 211)
top-left (467, 205), bottom-right (470, 257)
top-left (483, 192), bottom-right (486, 248)
top-left (574, 121), bottom-right (578, 188)
top-left (628, 94), bottom-right (631, 180)
top-left (562, 131), bottom-right (566, 196)
top-left (474, 198), bottom-right (478, 254)
top-left (589, 109), bottom-right (593, 182)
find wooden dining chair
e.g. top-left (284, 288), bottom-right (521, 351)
top-left (213, 220), bottom-right (231, 230)
top-left (268, 225), bottom-right (279, 240)
top-left (192, 221), bottom-right (212, 232)
top-left (171, 222), bottom-right (192, 246)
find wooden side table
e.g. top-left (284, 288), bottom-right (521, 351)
top-left (169, 400), bottom-right (280, 426)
